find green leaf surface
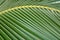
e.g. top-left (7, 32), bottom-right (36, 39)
top-left (0, 6), bottom-right (60, 40)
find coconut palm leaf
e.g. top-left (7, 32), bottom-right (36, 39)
top-left (0, 6), bottom-right (60, 40)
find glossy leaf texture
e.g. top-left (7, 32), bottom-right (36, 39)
top-left (0, 6), bottom-right (60, 40)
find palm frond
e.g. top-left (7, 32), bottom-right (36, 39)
top-left (0, 6), bottom-right (60, 40)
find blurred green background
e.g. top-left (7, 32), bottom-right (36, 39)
top-left (0, 0), bottom-right (60, 11)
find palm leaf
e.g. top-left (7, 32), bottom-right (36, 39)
top-left (0, 6), bottom-right (60, 40)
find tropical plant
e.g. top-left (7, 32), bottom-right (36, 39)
top-left (0, 0), bottom-right (60, 40)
